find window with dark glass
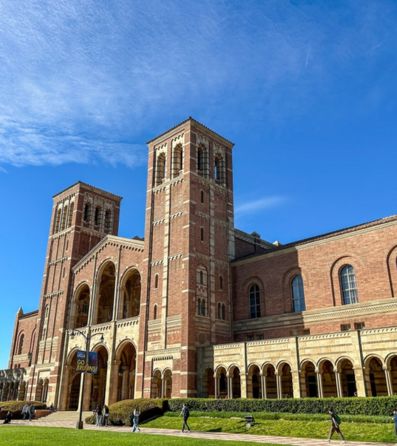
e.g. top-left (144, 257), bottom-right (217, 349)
top-left (249, 284), bottom-right (261, 318)
top-left (291, 275), bottom-right (306, 312)
top-left (340, 265), bottom-right (358, 304)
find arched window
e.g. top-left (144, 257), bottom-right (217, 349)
top-left (17, 334), bottom-right (25, 355)
top-left (53, 207), bottom-right (62, 234)
top-left (340, 265), bottom-right (358, 304)
top-left (197, 145), bottom-right (209, 177)
top-left (61, 205), bottom-right (68, 231)
top-left (153, 304), bottom-right (158, 320)
top-left (156, 152), bottom-right (166, 185)
top-left (291, 275), bottom-right (306, 312)
top-left (221, 303), bottom-right (226, 320)
top-left (83, 202), bottom-right (91, 223)
top-left (197, 268), bottom-right (207, 286)
top-left (219, 275), bottom-right (223, 290)
top-left (249, 284), bottom-right (261, 318)
top-left (68, 202), bottom-right (74, 227)
top-left (197, 298), bottom-right (207, 316)
top-left (172, 144), bottom-right (183, 177)
top-left (154, 274), bottom-right (159, 288)
top-left (214, 154), bottom-right (225, 185)
top-left (217, 302), bottom-right (221, 319)
top-left (104, 209), bottom-right (112, 233)
top-left (94, 206), bottom-right (102, 227)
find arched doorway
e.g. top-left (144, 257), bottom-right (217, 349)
top-left (263, 364), bottom-right (277, 398)
top-left (339, 358), bottom-right (356, 397)
top-left (319, 360), bottom-right (337, 397)
top-left (366, 357), bottom-right (387, 396)
top-left (230, 366), bottom-right (241, 399)
top-left (390, 356), bottom-right (397, 394)
top-left (163, 369), bottom-right (172, 398)
top-left (73, 285), bottom-right (90, 329)
top-left (90, 346), bottom-right (108, 408)
top-left (301, 361), bottom-right (318, 397)
top-left (95, 262), bottom-right (116, 324)
top-left (119, 270), bottom-right (141, 319)
top-left (67, 350), bottom-right (81, 410)
top-left (116, 342), bottom-right (136, 401)
top-left (279, 363), bottom-right (293, 398)
top-left (247, 365), bottom-right (261, 398)
top-left (151, 370), bottom-right (162, 398)
top-left (216, 367), bottom-right (227, 398)
top-left (42, 379), bottom-right (49, 402)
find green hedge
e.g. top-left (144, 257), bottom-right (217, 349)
top-left (166, 397), bottom-right (397, 416)
top-left (85, 399), bottom-right (167, 426)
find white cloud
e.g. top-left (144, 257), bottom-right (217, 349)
top-left (235, 196), bottom-right (287, 216)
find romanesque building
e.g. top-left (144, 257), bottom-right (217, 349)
top-left (1, 118), bottom-right (397, 408)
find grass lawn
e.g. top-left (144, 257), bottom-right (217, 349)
top-left (0, 426), bottom-right (290, 446)
top-left (143, 412), bottom-right (396, 443)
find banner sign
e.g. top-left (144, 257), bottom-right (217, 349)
top-left (75, 350), bottom-right (98, 374)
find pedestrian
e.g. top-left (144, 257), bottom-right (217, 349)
top-left (3, 411), bottom-right (12, 424)
top-left (393, 408), bottom-right (397, 436)
top-left (21, 403), bottom-right (29, 420)
top-left (95, 404), bottom-right (103, 426)
top-left (180, 403), bottom-right (191, 433)
top-left (103, 405), bottom-right (110, 427)
top-left (29, 404), bottom-right (35, 421)
top-left (327, 408), bottom-right (345, 443)
top-left (131, 408), bottom-right (141, 432)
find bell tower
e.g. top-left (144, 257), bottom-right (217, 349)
top-left (137, 118), bottom-right (234, 398)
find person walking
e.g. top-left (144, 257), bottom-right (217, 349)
top-left (327, 408), bottom-right (345, 443)
top-left (103, 405), bottom-right (110, 426)
top-left (3, 411), bottom-right (12, 424)
top-left (131, 408), bottom-right (141, 432)
top-left (28, 403), bottom-right (35, 421)
top-left (180, 403), bottom-right (191, 433)
top-left (95, 404), bottom-right (103, 426)
top-left (21, 403), bottom-right (29, 420)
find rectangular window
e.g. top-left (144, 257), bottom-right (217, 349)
top-left (200, 227), bottom-right (204, 242)
top-left (340, 323), bottom-right (351, 332)
top-left (354, 322), bottom-right (365, 330)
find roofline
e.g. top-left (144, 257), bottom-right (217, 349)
top-left (52, 181), bottom-right (123, 201)
top-left (233, 214), bottom-right (397, 263)
top-left (19, 310), bottom-right (39, 319)
top-left (146, 116), bottom-right (234, 147)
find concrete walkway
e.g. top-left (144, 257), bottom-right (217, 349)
top-left (4, 417), bottom-right (396, 446)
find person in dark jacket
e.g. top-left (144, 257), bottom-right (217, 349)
top-left (327, 408), bottom-right (345, 443)
top-left (3, 411), bottom-right (12, 424)
top-left (180, 404), bottom-right (191, 433)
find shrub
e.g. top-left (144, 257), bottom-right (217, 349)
top-left (0, 401), bottom-right (47, 420)
top-left (85, 399), bottom-right (167, 426)
top-left (166, 397), bottom-right (397, 417)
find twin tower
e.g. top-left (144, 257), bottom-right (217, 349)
top-left (10, 118), bottom-right (237, 407)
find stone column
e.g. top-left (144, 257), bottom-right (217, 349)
top-left (292, 370), bottom-right (301, 398)
top-left (275, 371), bottom-right (282, 399)
top-left (240, 372), bottom-right (248, 399)
top-left (83, 374), bottom-right (93, 410)
top-left (316, 370), bottom-right (323, 398)
top-left (260, 374), bottom-right (267, 399)
top-left (354, 367), bottom-right (366, 397)
top-left (104, 360), bottom-right (113, 405)
top-left (108, 360), bottom-right (121, 405)
top-left (227, 373), bottom-right (232, 399)
top-left (214, 374), bottom-right (219, 399)
top-left (384, 367), bottom-right (393, 396)
top-left (335, 371), bottom-right (342, 397)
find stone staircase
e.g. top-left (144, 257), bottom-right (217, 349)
top-left (38, 410), bottom-right (92, 424)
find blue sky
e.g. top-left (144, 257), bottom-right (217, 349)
top-left (0, 0), bottom-right (396, 368)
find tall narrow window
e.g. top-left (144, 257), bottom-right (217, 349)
top-left (94, 206), bottom-right (102, 227)
top-left (104, 209), bottom-right (112, 233)
top-left (291, 275), bottom-right (306, 312)
top-left (83, 203), bottom-right (91, 223)
top-left (17, 334), bottom-right (24, 355)
top-left (221, 303), bottom-right (226, 320)
top-left (197, 145), bottom-right (209, 177)
top-left (200, 190), bottom-right (204, 203)
top-left (249, 284), bottom-right (261, 318)
top-left (214, 154), bottom-right (225, 185)
top-left (153, 304), bottom-right (158, 320)
top-left (54, 207), bottom-right (62, 234)
top-left (68, 202), bottom-right (74, 227)
top-left (60, 205), bottom-right (68, 231)
top-left (340, 265), bottom-right (358, 305)
top-left (156, 152), bottom-right (166, 185)
top-left (154, 274), bottom-right (159, 288)
top-left (172, 144), bottom-right (183, 177)
top-left (200, 227), bottom-right (204, 242)
top-left (219, 275), bottom-right (223, 290)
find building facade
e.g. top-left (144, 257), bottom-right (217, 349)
top-left (1, 118), bottom-right (397, 408)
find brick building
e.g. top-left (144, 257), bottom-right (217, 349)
top-left (1, 117), bottom-right (397, 407)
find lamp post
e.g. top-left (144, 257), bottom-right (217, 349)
top-left (69, 328), bottom-right (104, 429)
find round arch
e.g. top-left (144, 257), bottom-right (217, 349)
top-left (247, 364), bottom-right (261, 399)
top-left (94, 260), bottom-right (116, 324)
top-left (71, 283), bottom-right (90, 329)
top-left (118, 267), bottom-right (141, 319)
top-left (300, 359), bottom-right (317, 398)
top-left (115, 341), bottom-right (136, 401)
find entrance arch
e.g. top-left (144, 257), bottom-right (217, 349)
top-left (116, 342), bottom-right (136, 401)
top-left (263, 364), bottom-right (277, 398)
top-left (66, 350), bottom-right (81, 410)
top-left (229, 366), bottom-right (241, 399)
top-left (89, 346), bottom-right (109, 408)
top-left (301, 360), bottom-right (318, 397)
top-left (365, 356), bottom-right (387, 396)
top-left (119, 270), bottom-right (141, 319)
top-left (163, 369), bottom-right (172, 398)
top-left (151, 370), bottom-right (162, 398)
top-left (279, 363), bottom-right (293, 398)
top-left (247, 365), bottom-right (261, 398)
top-left (215, 366), bottom-right (227, 398)
top-left (95, 262), bottom-right (116, 324)
top-left (338, 358), bottom-right (357, 397)
top-left (319, 360), bottom-right (337, 397)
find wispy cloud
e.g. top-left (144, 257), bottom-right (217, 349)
top-left (235, 196), bottom-right (287, 216)
top-left (0, 0), bottom-right (395, 168)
